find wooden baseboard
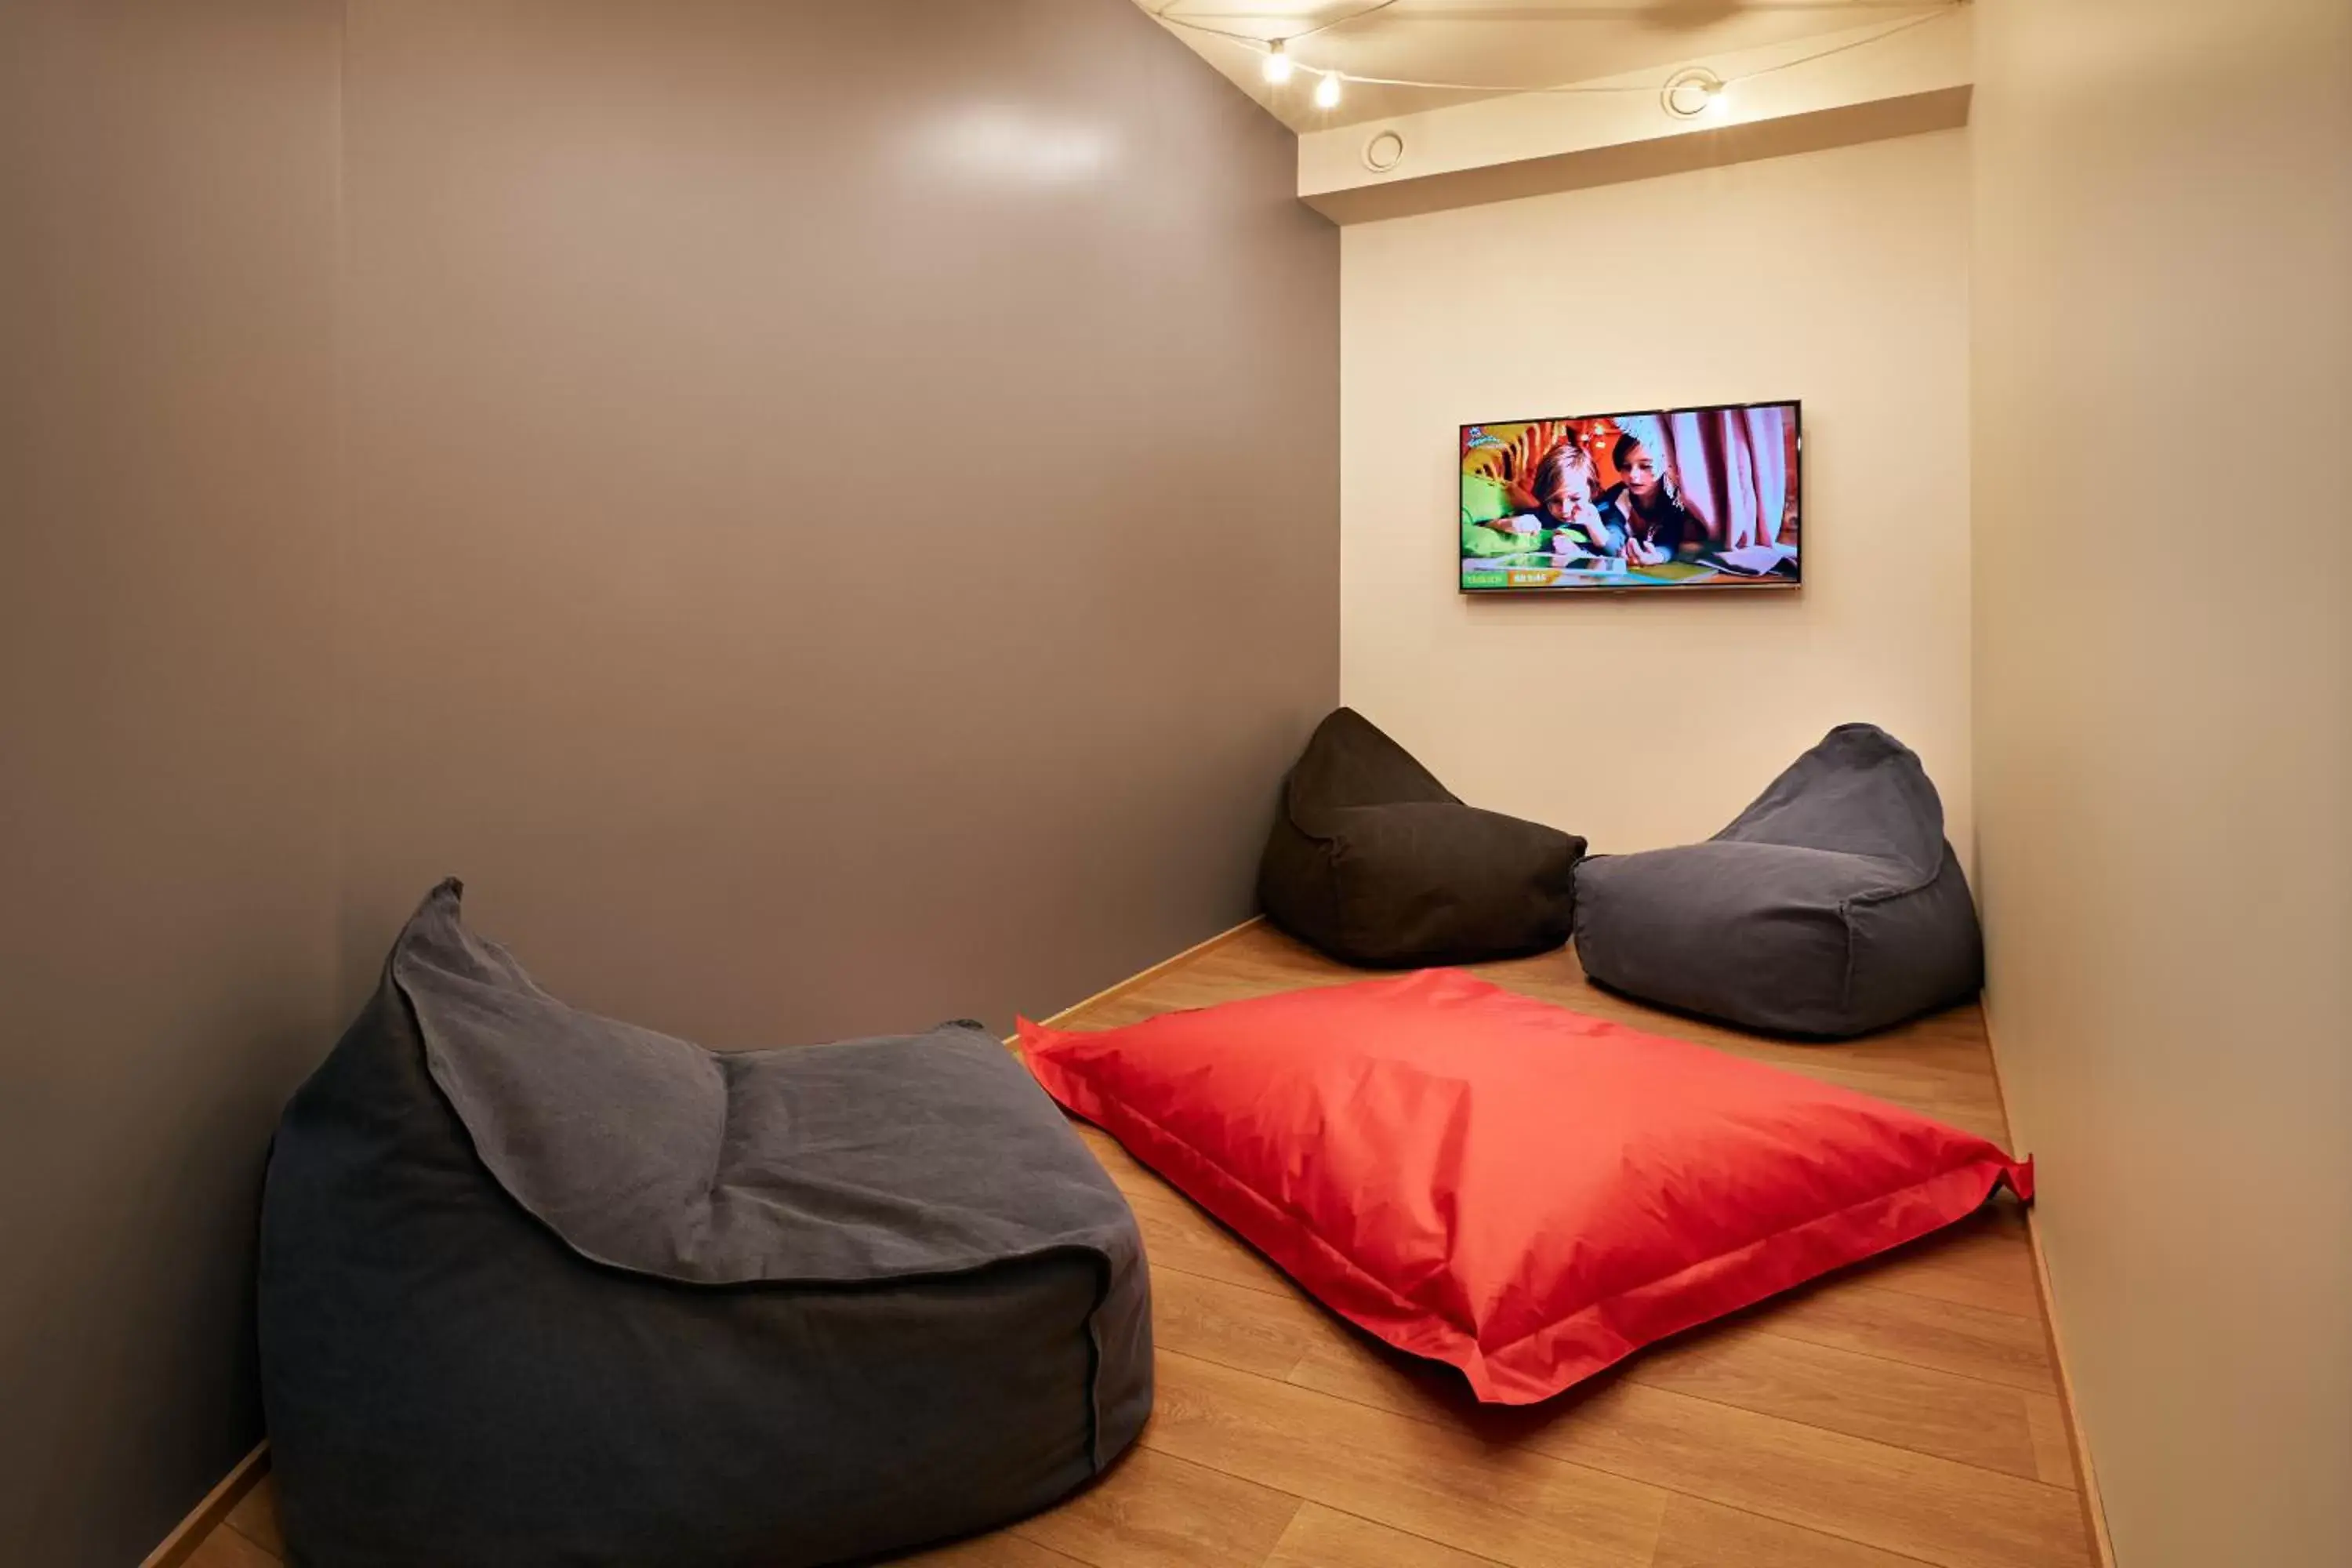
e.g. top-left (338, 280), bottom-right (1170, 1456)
top-left (140, 1442), bottom-right (269, 1568)
top-left (1978, 1002), bottom-right (2118, 1568)
top-left (2027, 1210), bottom-right (2120, 1568)
top-left (1011, 914), bottom-right (1266, 1039)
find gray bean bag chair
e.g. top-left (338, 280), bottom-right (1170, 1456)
top-left (1573, 724), bottom-right (1982, 1037)
top-left (260, 881), bottom-right (1150, 1568)
top-left (1259, 707), bottom-right (1585, 967)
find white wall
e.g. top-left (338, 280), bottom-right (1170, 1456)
top-left (1972, 2), bottom-right (2351, 1563)
top-left (1341, 130), bottom-right (1973, 857)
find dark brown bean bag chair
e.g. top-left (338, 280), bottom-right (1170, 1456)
top-left (1258, 708), bottom-right (1585, 967)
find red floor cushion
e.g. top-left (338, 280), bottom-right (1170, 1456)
top-left (1018, 969), bottom-right (2031, 1405)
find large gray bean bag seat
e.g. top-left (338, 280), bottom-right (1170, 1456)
top-left (1573, 724), bottom-right (1982, 1037)
top-left (260, 881), bottom-right (1151, 1568)
top-left (1259, 707), bottom-right (1585, 967)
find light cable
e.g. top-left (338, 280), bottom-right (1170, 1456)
top-left (1152, 2), bottom-right (1961, 99)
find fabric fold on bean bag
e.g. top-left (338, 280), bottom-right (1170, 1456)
top-left (261, 880), bottom-right (1150, 1568)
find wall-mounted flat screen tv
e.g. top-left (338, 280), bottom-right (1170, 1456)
top-left (1461, 401), bottom-right (1802, 593)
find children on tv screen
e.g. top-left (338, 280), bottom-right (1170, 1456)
top-left (1461, 401), bottom-right (1802, 591)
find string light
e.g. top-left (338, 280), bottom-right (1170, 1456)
top-left (1156, 4), bottom-right (1961, 114)
top-left (1661, 66), bottom-right (1728, 121)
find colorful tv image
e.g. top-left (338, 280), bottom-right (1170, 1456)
top-left (1461, 401), bottom-right (1802, 592)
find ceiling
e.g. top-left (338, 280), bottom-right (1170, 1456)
top-left (1135, 1), bottom-right (1953, 129)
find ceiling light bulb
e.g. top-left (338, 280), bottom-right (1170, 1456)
top-left (1314, 71), bottom-right (1342, 110)
top-left (1263, 39), bottom-right (1293, 85)
top-left (1661, 66), bottom-right (1726, 121)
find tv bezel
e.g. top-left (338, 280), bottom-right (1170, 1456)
top-left (1457, 398), bottom-right (1806, 596)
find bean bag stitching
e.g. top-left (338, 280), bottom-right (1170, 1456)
top-left (1844, 858), bottom-right (1951, 903)
top-left (1036, 1031), bottom-right (2024, 1369)
top-left (1582, 846), bottom-right (1968, 1036)
top-left (705, 1056), bottom-right (740, 1203)
top-left (1289, 770), bottom-right (1355, 960)
top-left (1027, 998), bottom-right (2028, 1408)
top-left (1269, 765), bottom-right (1332, 952)
top-left (1467, 1158), bottom-right (2024, 1361)
top-left (1077, 1062), bottom-right (2023, 1397)
top-left (1465, 1162), bottom-right (2026, 1401)
top-left (1838, 854), bottom-right (1974, 1023)
top-left (1115, 1073), bottom-right (2016, 1358)
top-left (1835, 895), bottom-right (1857, 1020)
top-left (1835, 847), bottom-right (1956, 910)
top-left (1078, 1253), bottom-right (1112, 1470)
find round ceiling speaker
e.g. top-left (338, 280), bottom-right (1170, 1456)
top-left (1661, 66), bottom-right (1726, 121)
top-left (1361, 128), bottom-right (1406, 173)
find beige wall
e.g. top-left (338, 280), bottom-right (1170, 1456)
top-left (1970, 2), bottom-right (2351, 1563)
top-left (0, 2), bottom-right (344, 1563)
top-left (1341, 131), bottom-right (1973, 856)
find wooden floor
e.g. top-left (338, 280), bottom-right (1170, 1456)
top-left (191, 925), bottom-right (2094, 1568)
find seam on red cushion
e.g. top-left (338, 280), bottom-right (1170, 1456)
top-left (1475, 1154), bottom-right (2020, 1361)
top-left (1076, 1058), bottom-right (2021, 1367)
top-left (1025, 1030), bottom-right (2028, 1406)
top-left (1469, 1160), bottom-right (2024, 1402)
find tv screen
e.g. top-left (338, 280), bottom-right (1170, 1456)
top-left (1460, 401), bottom-right (1802, 592)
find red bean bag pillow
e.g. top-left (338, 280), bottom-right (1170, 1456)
top-left (1018, 969), bottom-right (2031, 1405)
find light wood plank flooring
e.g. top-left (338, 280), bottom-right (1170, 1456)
top-left (192, 925), bottom-right (2094, 1568)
